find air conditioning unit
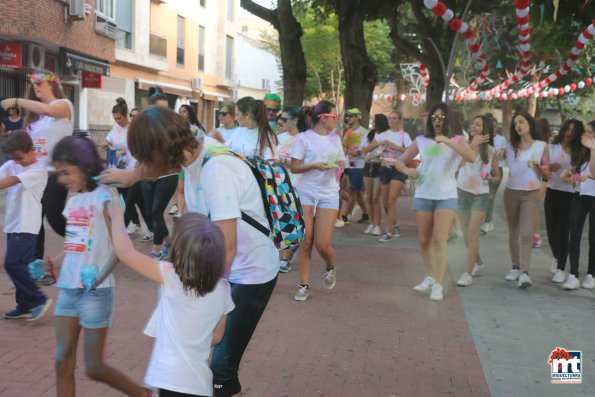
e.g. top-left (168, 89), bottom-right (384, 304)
top-left (95, 15), bottom-right (118, 40)
top-left (191, 77), bottom-right (202, 90)
top-left (22, 44), bottom-right (46, 70)
top-left (69, 0), bottom-right (86, 20)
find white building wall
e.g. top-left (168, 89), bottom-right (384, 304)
top-left (235, 32), bottom-right (281, 100)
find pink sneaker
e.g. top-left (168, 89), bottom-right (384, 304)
top-left (532, 234), bottom-right (542, 248)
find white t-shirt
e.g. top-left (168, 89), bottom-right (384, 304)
top-left (277, 131), bottom-right (300, 185)
top-left (579, 163), bottom-right (595, 196)
top-left (217, 126), bottom-right (238, 142)
top-left (506, 141), bottom-right (546, 191)
top-left (58, 185), bottom-right (115, 289)
top-left (415, 135), bottom-right (463, 200)
top-left (374, 129), bottom-right (412, 163)
top-left (457, 146), bottom-right (494, 195)
top-left (344, 126), bottom-right (369, 168)
top-left (360, 134), bottom-right (382, 163)
top-left (143, 263), bottom-right (234, 395)
top-left (183, 137), bottom-right (279, 284)
top-left (547, 144), bottom-right (574, 193)
top-left (28, 99), bottom-right (74, 170)
top-left (106, 124), bottom-right (137, 170)
top-left (493, 134), bottom-right (507, 166)
top-left (291, 129), bottom-right (346, 201)
top-left (0, 160), bottom-right (47, 234)
top-left (225, 127), bottom-right (278, 160)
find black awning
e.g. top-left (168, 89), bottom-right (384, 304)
top-left (62, 50), bottom-right (110, 76)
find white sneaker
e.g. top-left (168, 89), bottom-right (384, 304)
top-left (563, 274), bottom-right (580, 290)
top-left (518, 273), bottom-right (532, 288)
top-left (552, 269), bottom-right (565, 283)
top-left (364, 225), bottom-right (375, 234)
top-left (294, 285), bottom-right (310, 301)
top-left (140, 232), bottom-right (154, 241)
top-left (430, 283), bottom-right (443, 301)
top-left (456, 273), bottom-right (473, 287)
top-left (334, 219), bottom-right (345, 228)
top-left (487, 221), bottom-right (494, 232)
top-left (550, 258), bottom-right (558, 274)
top-left (480, 223), bottom-right (489, 234)
top-left (126, 223), bottom-right (139, 235)
top-left (323, 268), bottom-right (336, 290)
top-left (168, 204), bottom-right (179, 215)
top-left (581, 274), bottom-right (595, 289)
top-left (371, 226), bottom-right (382, 236)
top-left (413, 276), bottom-right (435, 292)
top-left (504, 268), bottom-right (521, 281)
top-left (471, 263), bottom-right (485, 276)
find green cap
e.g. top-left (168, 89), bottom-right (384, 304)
top-left (346, 108), bottom-right (362, 117)
top-left (264, 93), bottom-right (282, 110)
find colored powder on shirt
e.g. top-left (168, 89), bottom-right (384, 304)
top-left (424, 143), bottom-right (442, 157)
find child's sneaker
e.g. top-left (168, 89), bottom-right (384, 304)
top-left (160, 243), bottom-right (172, 260)
top-left (294, 284), bottom-right (310, 301)
top-left (27, 298), bottom-right (53, 322)
top-left (279, 260), bottom-right (291, 273)
top-left (3, 308), bottom-right (31, 319)
top-left (323, 268), bottom-right (336, 290)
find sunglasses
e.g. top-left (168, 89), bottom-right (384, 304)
top-left (267, 108), bottom-right (280, 113)
top-left (219, 111), bottom-right (230, 117)
top-left (279, 117), bottom-right (288, 123)
top-left (431, 114), bottom-right (446, 120)
top-left (346, 114), bottom-right (358, 118)
top-left (320, 113), bottom-right (337, 120)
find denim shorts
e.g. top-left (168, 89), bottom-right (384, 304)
top-left (457, 189), bottom-right (489, 212)
top-left (379, 166), bottom-right (408, 185)
top-left (344, 168), bottom-right (365, 191)
top-left (412, 197), bottom-right (458, 212)
top-left (54, 287), bottom-right (115, 329)
top-left (298, 189), bottom-right (339, 210)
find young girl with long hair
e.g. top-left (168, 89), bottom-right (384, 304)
top-left (108, 206), bottom-right (234, 396)
top-left (367, 110), bottom-right (412, 242)
top-left (547, 119), bottom-right (583, 281)
top-left (502, 112), bottom-right (549, 288)
top-left (1, 71), bottom-right (74, 270)
top-left (290, 101), bottom-right (346, 301)
top-left (455, 115), bottom-right (500, 287)
top-left (226, 96), bottom-right (278, 160)
top-left (30, 136), bottom-right (146, 396)
top-left (395, 103), bottom-right (485, 301)
top-left (362, 114), bottom-right (389, 236)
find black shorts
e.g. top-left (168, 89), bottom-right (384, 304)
top-left (379, 166), bottom-right (408, 185)
top-left (362, 162), bottom-right (381, 178)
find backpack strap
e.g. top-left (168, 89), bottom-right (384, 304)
top-left (202, 147), bottom-right (272, 239)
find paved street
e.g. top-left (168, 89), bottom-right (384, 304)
top-left (0, 186), bottom-right (594, 397)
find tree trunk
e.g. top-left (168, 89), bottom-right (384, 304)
top-left (240, 0), bottom-right (306, 106)
top-left (501, 100), bottom-right (513, 140)
top-left (337, 0), bottom-right (377, 127)
top-left (424, 56), bottom-right (446, 111)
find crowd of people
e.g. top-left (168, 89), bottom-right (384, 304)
top-left (1, 69), bottom-right (594, 396)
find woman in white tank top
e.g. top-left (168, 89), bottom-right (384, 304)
top-left (503, 112), bottom-right (549, 288)
top-left (394, 103), bottom-right (487, 301)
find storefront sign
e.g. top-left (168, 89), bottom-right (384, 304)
top-left (0, 43), bottom-right (22, 69)
top-left (61, 49), bottom-right (110, 76)
top-left (82, 71), bottom-right (102, 89)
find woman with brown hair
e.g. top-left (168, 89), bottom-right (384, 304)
top-left (1, 71), bottom-right (73, 272)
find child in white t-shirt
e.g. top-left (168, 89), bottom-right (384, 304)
top-left (28, 136), bottom-right (147, 396)
top-left (1, 131), bottom-right (51, 321)
top-left (107, 204), bottom-right (234, 396)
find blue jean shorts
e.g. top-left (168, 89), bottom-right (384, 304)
top-left (344, 168), bottom-right (365, 191)
top-left (457, 189), bottom-right (489, 212)
top-left (54, 287), bottom-right (115, 329)
top-left (412, 197), bottom-right (458, 212)
top-left (298, 189), bottom-right (339, 210)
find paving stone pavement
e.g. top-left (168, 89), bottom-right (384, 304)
top-left (0, 187), bottom-right (593, 396)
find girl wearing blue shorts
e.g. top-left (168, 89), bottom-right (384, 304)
top-left (290, 101), bottom-right (346, 301)
top-left (30, 136), bottom-right (146, 396)
top-left (395, 103), bottom-right (487, 301)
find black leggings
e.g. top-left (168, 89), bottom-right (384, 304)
top-left (120, 182), bottom-right (149, 228)
top-left (141, 175), bottom-right (178, 245)
top-left (544, 188), bottom-right (573, 270)
top-left (35, 174), bottom-right (68, 259)
top-left (568, 193), bottom-right (595, 277)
